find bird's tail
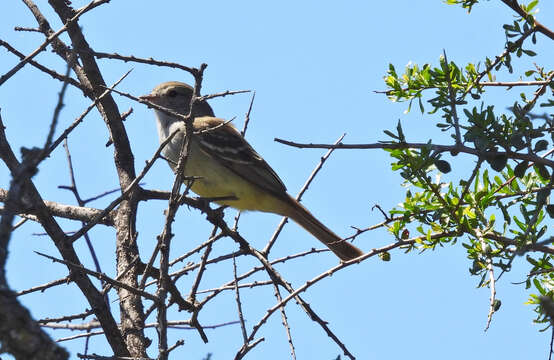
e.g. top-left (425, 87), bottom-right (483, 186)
top-left (283, 197), bottom-right (363, 261)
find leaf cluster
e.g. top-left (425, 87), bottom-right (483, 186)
top-left (381, 0), bottom-right (554, 327)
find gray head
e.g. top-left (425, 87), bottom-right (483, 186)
top-left (141, 81), bottom-right (214, 118)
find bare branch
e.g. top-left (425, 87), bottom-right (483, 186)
top-left (0, 0), bottom-right (100, 86)
top-left (274, 139), bottom-right (554, 168)
top-left (35, 251), bottom-right (160, 303)
top-left (0, 188), bottom-right (116, 226)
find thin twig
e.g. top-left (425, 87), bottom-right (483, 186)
top-left (0, 0), bottom-right (99, 86)
top-left (42, 51), bottom-right (75, 155)
top-left (233, 255), bottom-right (248, 344)
top-left (168, 232), bottom-right (223, 267)
top-left (60, 320), bottom-right (240, 343)
top-left (273, 139), bottom-right (554, 168)
top-left (39, 309), bottom-right (95, 325)
top-left (35, 251), bottom-right (159, 303)
top-left (0, 39), bottom-right (86, 92)
top-left (241, 91), bottom-right (256, 136)
top-left (46, 69), bottom-right (133, 158)
top-left (477, 229), bottom-right (497, 331)
top-left (85, 49), bottom-right (198, 76)
top-left (264, 133), bottom-right (347, 255)
top-left (188, 228), bottom-right (216, 302)
top-left (234, 338), bottom-right (265, 360)
top-left (17, 276), bottom-right (71, 296)
top-left (61, 139), bottom-right (105, 298)
top-left (199, 89), bottom-right (251, 101)
top-left (273, 283), bottom-right (296, 360)
top-left (196, 280), bottom-right (274, 294)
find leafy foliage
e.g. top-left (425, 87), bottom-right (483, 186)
top-left (382, 0), bottom-right (554, 328)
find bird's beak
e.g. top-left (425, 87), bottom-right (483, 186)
top-left (139, 93), bottom-right (156, 101)
top-left (138, 93), bottom-right (159, 108)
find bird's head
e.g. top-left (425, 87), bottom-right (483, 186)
top-left (140, 81), bottom-right (214, 119)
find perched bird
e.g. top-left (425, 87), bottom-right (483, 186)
top-left (141, 81), bottom-right (363, 261)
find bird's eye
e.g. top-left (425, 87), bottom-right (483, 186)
top-left (167, 90), bottom-right (178, 98)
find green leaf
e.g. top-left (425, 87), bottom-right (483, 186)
top-left (434, 159), bottom-right (452, 173)
top-left (514, 161), bottom-right (529, 178)
top-left (396, 120), bottom-right (406, 142)
top-left (534, 278), bottom-right (546, 295)
top-left (511, 134), bottom-right (526, 150)
top-left (535, 164), bottom-right (550, 180)
top-left (527, 255), bottom-right (539, 266)
top-left (498, 202), bottom-right (511, 224)
top-left (537, 188), bottom-right (551, 204)
top-left (514, 216), bottom-right (527, 231)
top-left (534, 140), bottom-right (548, 153)
top-left (378, 251), bottom-right (391, 261)
top-left (474, 137), bottom-right (488, 150)
top-left (463, 207), bottom-right (476, 219)
top-left (418, 97), bottom-right (425, 113)
top-left (537, 225), bottom-right (547, 239)
top-left (493, 299), bottom-right (502, 312)
top-left (546, 205), bottom-right (554, 218)
top-left (489, 154), bottom-right (508, 171)
top-left (383, 130), bottom-right (399, 140)
top-left (526, 0), bottom-right (538, 13)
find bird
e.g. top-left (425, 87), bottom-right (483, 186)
top-left (140, 81), bottom-right (363, 261)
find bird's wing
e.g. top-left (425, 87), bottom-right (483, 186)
top-left (193, 117), bottom-right (288, 199)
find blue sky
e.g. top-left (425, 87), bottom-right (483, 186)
top-left (1, 1), bottom-right (553, 359)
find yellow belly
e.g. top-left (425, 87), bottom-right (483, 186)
top-left (180, 141), bottom-right (290, 215)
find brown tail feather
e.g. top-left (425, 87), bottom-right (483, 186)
top-left (283, 197), bottom-right (363, 261)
